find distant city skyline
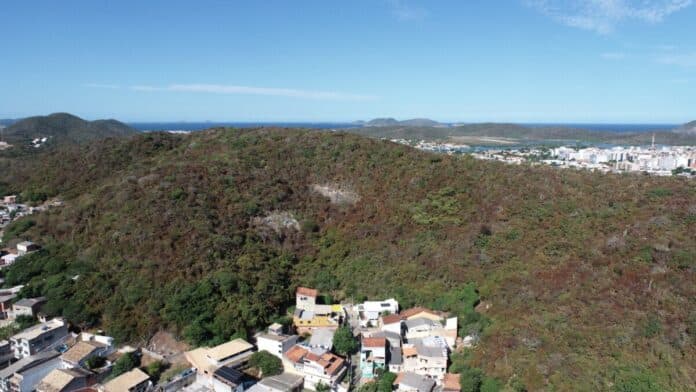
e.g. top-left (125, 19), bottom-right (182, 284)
top-left (1, 1), bottom-right (695, 123)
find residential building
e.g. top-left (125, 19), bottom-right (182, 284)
top-left (393, 372), bottom-right (435, 392)
top-left (0, 341), bottom-right (12, 369)
top-left (355, 299), bottom-right (399, 328)
top-left (0, 295), bottom-right (16, 320)
top-left (16, 242), bottom-right (39, 257)
top-left (11, 298), bottom-right (46, 319)
top-left (60, 340), bottom-right (111, 370)
top-left (400, 308), bottom-right (443, 322)
top-left (404, 318), bottom-right (457, 349)
top-left (185, 339), bottom-right (254, 377)
top-left (379, 314), bottom-right (402, 336)
top-left (0, 253), bottom-right (18, 269)
top-left (307, 329), bottom-right (334, 352)
top-left (292, 305), bottom-right (343, 335)
top-left (211, 366), bottom-right (245, 392)
top-left (10, 318), bottom-right (68, 359)
top-left (404, 319), bottom-right (442, 342)
top-left (283, 345), bottom-right (346, 391)
top-left (402, 338), bottom-right (448, 383)
top-left (0, 351), bottom-right (61, 392)
top-left (100, 368), bottom-right (151, 392)
top-left (295, 287), bottom-right (318, 312)
top-left (359, 337), bottom-right (387, 380)
top-left (255, 325), bottom-right (299, 360)
top-left (246, 373), bottom-right (303, 392)
top-left (36, 367), bottom-right (93, 392)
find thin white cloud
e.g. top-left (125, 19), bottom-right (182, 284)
top-left (656, 52), bottom-right (696, 67)
top-left (527, 0), bottom-right (693, 34)
top-left (601, 52), bottom-right (627, 59)
top-left (88, 83), bottom-right (378, 101)
top-left (84, 83), bottom-right (121, 89)
top-left (387, 0), bottom-right (428, 21)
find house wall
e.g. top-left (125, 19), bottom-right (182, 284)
top-left (258, 336), bottom-right (298, 360)
top-left (13, 357), bottom-right (61, 392)
top-left (295, 295), bottom-right (315, 311)
top-left (212, 378), bottom-right (243, 392)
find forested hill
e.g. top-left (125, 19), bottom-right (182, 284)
top-left (1, 113), bottom-right (137, 150)
top-left (0, 128), bottom-right (694, 390)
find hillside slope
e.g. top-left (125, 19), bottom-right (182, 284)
top-left (0, 129), bottom-right (694, 390)
top-left (350, 123), bottom-right (696, 145)
top-left (1, 113), bottom-right (137, 149)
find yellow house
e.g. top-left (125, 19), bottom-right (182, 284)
top-left (293, 304), bottom-right (343, 334)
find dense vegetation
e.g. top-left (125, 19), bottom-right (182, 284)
top-left (0, 128), bottom-right (694, 390)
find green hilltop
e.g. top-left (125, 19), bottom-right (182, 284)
top-left (0, 128), bottom-right (694, 391)
top-left (1, 113), bottom-right (137, 151)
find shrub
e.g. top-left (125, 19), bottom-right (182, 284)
top-left (249, 350), bottom-right (282, 377)
top-left (642, 316), bottom-right (661, 338)
top-left (86, 356), bottom-right (107, 369)
top-left (110, 352), bottom-right (140, 378)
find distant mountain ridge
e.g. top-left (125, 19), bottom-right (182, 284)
top-left (675, 120), bottom-right (696, 134)
top-left (1, 113), bottom-right (137, 148)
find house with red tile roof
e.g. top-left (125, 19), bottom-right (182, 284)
top-left (282, 345), bottom-right (346, 392)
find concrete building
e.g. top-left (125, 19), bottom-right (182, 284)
top-left (11, 298), bottom-right (46, 319)
top-left (0, 351), bottom-right (61, 392)
top-left (100, 368), bottom-right (151, 392)
top-left (295, 287), bottom-right (318, 312)
top-left (246, 373), bottom-right (303, 392)
top-left (255, 325), bottom-right (299, 360)
top-left (355, 299), bottom-right (399, 328)
top-left (10, 318), bottom-right (68, 359)
top-left (36, 367), bottom-right (93, 392)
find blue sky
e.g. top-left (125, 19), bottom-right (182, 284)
top-left (1, 0), bottom-right (694, 123)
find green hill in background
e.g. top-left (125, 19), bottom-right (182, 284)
top-left (1, 113), bottom-right (137, 150)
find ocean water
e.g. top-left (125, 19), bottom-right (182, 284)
top-left (128, 122), bottom-right (356, 132)
top-left (129, 121), bottom-right (678, 133)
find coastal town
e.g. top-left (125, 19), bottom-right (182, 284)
top-left (390, 139), bottom-right (696, 177)
top-left (0, 194), bottom-right (471, 392)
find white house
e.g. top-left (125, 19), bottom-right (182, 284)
top-left (356, 299), bottom-right (399, 328)
top-left (16, 242), bottom-right (39, 257)
top-left (296, 287), bottom-right (318, 312)
top-left (256, 325), bottom-right (299, 360)
top-left (402, 337), bottom-right (448, 384)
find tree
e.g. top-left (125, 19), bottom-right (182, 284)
top-left (14, 315), bottom-right (37, 330)
top-left (315, 382), bottom-right (331, 392)
top-left (332, 326), bottom-right (357, 356)
top-left (110, 352), bottom-right (140, 378)
top-left (86, 356), bottom-right (107, 370)
top-left (145, 360), bottom-right (168, 383)
top-left (460, 367), bottom-right (483, 392)
top-left (249, 350), bottom-right (283, 377)
top-left (377, 372), bottom-right (397, 392)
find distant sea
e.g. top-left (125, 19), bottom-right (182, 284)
top-left (128, 122), bottom-right (678, 133)
top-left (128, 122), bottom-right (357, 132)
